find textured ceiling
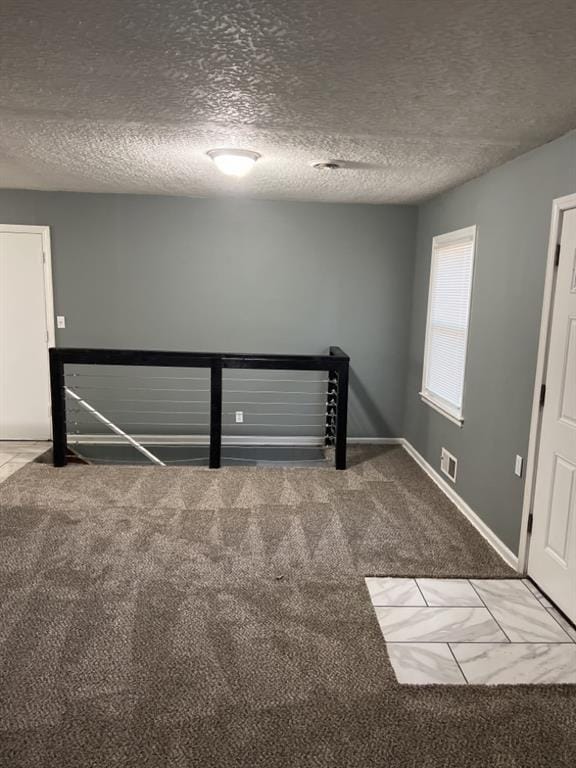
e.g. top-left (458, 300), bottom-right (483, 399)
top-left (0, 0), bottom-right (575, 203)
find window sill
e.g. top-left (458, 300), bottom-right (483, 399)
top-left (419, 393), bottom-right (464, 427)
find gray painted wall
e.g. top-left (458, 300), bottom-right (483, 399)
top-left (0, 190), bottom-right (416, 438)
top-left (3, 129), bottom-right (574, 550)
top-left (404, 130), bottom-right (576, 554)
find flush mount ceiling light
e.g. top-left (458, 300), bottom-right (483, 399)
top-left (207, 149), bottom-right (260, 177)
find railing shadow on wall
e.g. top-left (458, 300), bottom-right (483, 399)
top-left (49, 346), bottom-right (349, 470)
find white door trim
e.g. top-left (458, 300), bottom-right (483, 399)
top-left (0, 224), bottom-right (55, 348)
top-left (518, 193), bottom-right (576, 573)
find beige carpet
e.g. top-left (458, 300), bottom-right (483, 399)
top-left (0, 445), bottom-right (574, 767)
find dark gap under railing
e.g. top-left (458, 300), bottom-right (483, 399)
top-left (49, 346), bottom-right (349, 469)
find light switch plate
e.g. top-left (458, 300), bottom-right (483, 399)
top-left (515, 455), bottom-right (523, 477)
top-left (56, 315), bottom-right (66, 329)
top-left (235, 411), bottom-right (244, 423)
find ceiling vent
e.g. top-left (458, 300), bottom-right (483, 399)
top-left (312, 161), bottom-right (341, 170)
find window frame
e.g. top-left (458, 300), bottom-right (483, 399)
top-left (420, 224), bottom-right (477, 426)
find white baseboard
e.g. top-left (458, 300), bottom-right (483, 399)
top-left (401, 439), bottom-right (519, 571)
top-left (347, 437), bottom-right (404, 445)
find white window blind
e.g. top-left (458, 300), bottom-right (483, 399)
top-left (421, 225), bottom-right (476, 424)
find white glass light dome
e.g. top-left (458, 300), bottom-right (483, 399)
top-left (207, 149), bottom-right (260, 177)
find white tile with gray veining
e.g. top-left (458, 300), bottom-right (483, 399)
top-left (451, 643), bottom-right (576, 685)
top-left (365, 577), bottom-right (425, 606)
top-left (521, 581), bottom-right (576, 638)
top-left (522, 579), bottom-right (553, 607)
top-left (417, 578), bottom-right (483, 607)
top-left (365, 578), bottom-right (576, 685)
top-left (374, 606), bottom-right (508, 643)
top-left (386, 643), bottom-right (466, 684)
top-left (470, 579), bottom-right (573, 643)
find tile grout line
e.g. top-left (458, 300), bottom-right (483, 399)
top-left (447, 642), bottom-right (469, 685)
top-left (467, 579), bottom-right (513, 643)
top-left (521, 578), bottom-right (541, 597)
top-left (413, 578), bottom-right (429, 607)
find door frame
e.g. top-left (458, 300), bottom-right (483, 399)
top-left (0, 224), bottom-right (55, 436)
top-left (518, 193), bottom-right (576, 573)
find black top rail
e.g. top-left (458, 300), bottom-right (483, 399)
top-left (49, 346), bottom-right (349, 470)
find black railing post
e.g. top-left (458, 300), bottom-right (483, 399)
top-left (49, 349), bottom-right (67, 467)
top-left (335, 364), bottom-right (349, 470)
top-left (209, 360), bottom-right (222, 469)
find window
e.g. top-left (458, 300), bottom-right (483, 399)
top-left (420, 225), bottom-right (476, 425)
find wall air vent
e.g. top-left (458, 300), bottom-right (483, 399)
top-left (440, 447), bottom-right (457, 482)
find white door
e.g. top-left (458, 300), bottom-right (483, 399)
top-left (529, 207), bottom-right (576, 622)
top-left (0, 226), bottom-right (54, 440)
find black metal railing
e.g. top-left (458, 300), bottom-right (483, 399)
top-left (49, 346), bottom-right (349, 469)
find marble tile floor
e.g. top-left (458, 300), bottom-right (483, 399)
top-left (367, 577), bottom-right (576, 685)
top-left (0, 441), bottom-right (50, 483)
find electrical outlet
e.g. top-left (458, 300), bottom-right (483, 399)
top-left (235, 411), bottom-right (244, 423)
top-left (56, 315), bottom-right (66, 329)
top-left (515, 455), bottom-right (523, 477)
